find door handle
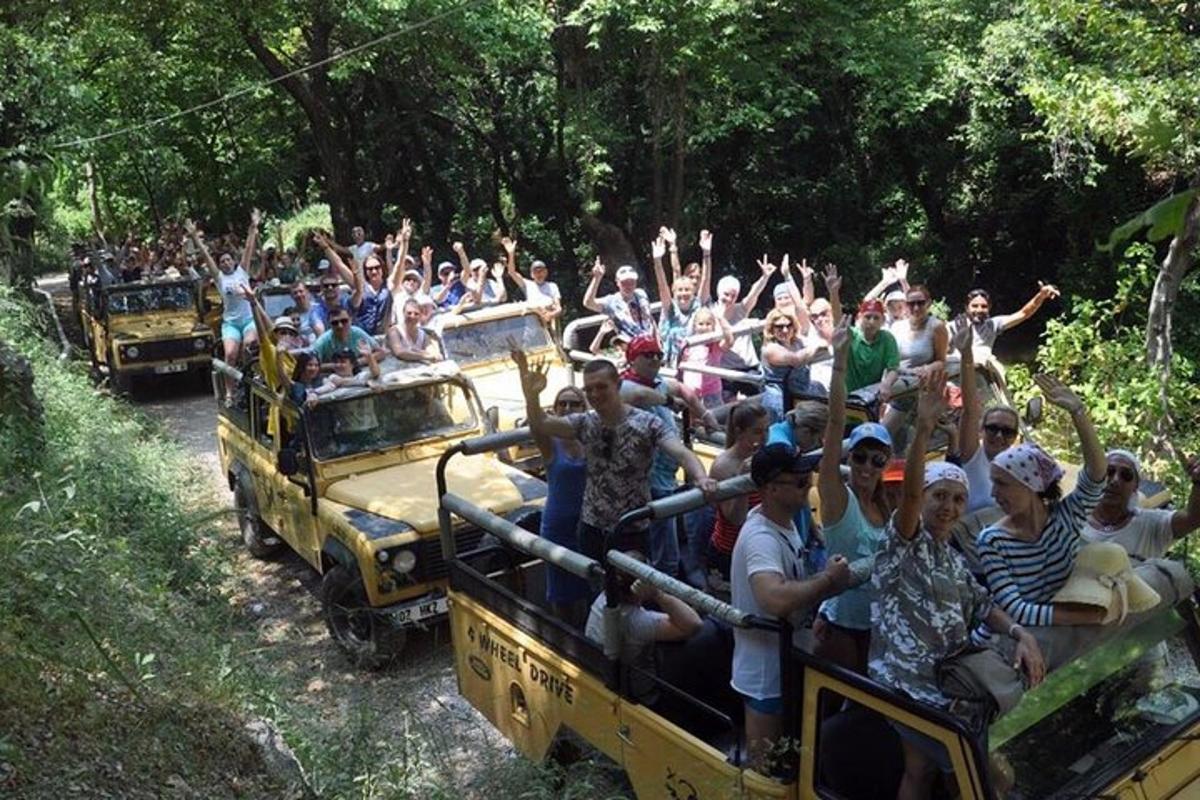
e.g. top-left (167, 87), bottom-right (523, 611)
top-left (616, 723), bottom-right (633, 747)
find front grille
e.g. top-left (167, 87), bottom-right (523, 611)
top-left (414, 527), bottom-right (487, 583)
top-left (125, 336), bottom-right (208, 362)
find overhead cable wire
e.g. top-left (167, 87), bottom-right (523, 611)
top-left (49, 0), bottom-right (489, 150)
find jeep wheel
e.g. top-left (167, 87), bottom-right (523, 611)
top-left (234, 477), bottom-right (284, 559)
top-left (321, 565), bottom-right (407, 669)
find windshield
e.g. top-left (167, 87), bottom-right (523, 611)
top-left (306, 380), bottom-right (478, 460)
top-left (106, 284), bottom-right (196, 314)
top-left (989, 607), bottom-right (1200, 799)
top-left (441, 314), bottom-right (552, 366)
top-left (261, 289), bottom-right (310, 319)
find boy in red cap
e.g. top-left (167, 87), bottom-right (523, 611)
top-left (846, 298), bottom-right (900, 398)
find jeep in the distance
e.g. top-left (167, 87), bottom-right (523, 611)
top-left (214, 358), bottom-right (545, 667)
top-left (76, 276), bottom-right (213, 394)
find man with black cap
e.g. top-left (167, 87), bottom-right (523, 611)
top-left (731, 442), bottom-right (851, 770)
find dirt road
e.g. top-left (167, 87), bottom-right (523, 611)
top-left (37, 273), bottom-right (524, 796)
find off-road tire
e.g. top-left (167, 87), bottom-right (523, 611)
top-left (233, 476), bottom-right (284, 559)
top-left (321, 564), bottom-right (407, 670)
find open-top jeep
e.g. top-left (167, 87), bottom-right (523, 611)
top-left (439, 436), bottom-right (1200, 800)
top-left (437, 302), bottom-right (573, 470)
top-left (213, 358), bottom-right (546, 667)
top-left (76, 276), bottom-right (213, 394)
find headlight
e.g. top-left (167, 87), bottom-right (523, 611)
top-left (392, 550), bottom-right (417, 574)
top-left (376, 550), bottom-right (389, 564)
top-left (193, 337), bottom-right (208, 351)
top-left (125, 345), bottom-right (140, 359)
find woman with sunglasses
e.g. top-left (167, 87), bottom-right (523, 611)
top-left (890, 284), bottom-right (947, 375)
top-left (531, 384), bottom-right (592, 625)
top-left (760, 308), bottom-right (825, 422)
top-left (814, 320), bottom-right (894, 673)
top-left (974, 373), bottom-right (1110, 640)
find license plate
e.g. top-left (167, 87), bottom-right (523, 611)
top-left (386, 595), bottom-right (448, 626)
top-left (154, 363), bottom-right (188, 374)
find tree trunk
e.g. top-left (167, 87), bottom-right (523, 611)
top-left (85, 161), bottom-right (106, 245)
top-left (1145, 189), bottom-right (1200, 455)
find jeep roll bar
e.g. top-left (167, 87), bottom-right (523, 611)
top-left (212, 357), bottom-right (244, 383)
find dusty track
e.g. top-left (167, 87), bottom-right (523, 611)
top-left (36, 273), bottom-right (523, 796)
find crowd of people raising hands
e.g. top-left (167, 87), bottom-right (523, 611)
top-left (74, 209), bottom-right (1200, 793)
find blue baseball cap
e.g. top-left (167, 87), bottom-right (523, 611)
top-left (846, 422), bottom-right (893, 452)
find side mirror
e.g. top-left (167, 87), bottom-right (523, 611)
top-left (277, 447), bottom-right (300, 476)
top-left (1024, 396), bottom-right (1044, 427)
top-left (485, 405), bottom-right (500, 432)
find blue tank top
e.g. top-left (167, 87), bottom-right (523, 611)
top-left (540, 439), bottom-right (587, 542)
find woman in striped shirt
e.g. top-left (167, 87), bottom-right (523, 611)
top-left (975, 374), bottom-right (1109, 641)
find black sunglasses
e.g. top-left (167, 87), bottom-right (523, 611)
top-left (772, 321), bottom-right (794, 330)
top-left (322, 283), bottom-right (340, 290)
top-left (1106, 465), bottom-right (1137, 483)
top-left (983, 423), bottom-right (1017, 439)
top-left (850, 451), bottom-right (889, 469)
top-left (331, 318), bottom-right (351, 327)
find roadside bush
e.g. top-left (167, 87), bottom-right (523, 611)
top-left (1004, 244), bottom-right (1200, 568)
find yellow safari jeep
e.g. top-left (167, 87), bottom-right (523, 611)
top-left (439, 437), bottom-right (1200, 800)
top-left (76, 276), bottom-right (213, 394)
top-left (437, 302), bottom-right (572, 470)
top-left (213, 359), bottom-right (546, 668)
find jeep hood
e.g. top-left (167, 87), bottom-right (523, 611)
top-left (110, 313), bottom-right (203, 340)
top-left (470, 359), bottom-right (572, 424)
top-left (323, 455), bottom-right (542, 533)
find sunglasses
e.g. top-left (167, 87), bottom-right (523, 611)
top-left (557, 400), bottom-right (586, 411)
top-left (331, 318), bottom-right (351, 327)
top-left (322, 284), bottom-right (340, 291)
top-left (983, 423), bottom-right (1018, 439)
top-left (772, 322), bottom-right (794, 330)
top-left (906, 299), bottom-right (928, 308)
top-left (1106, 465), bottom-right (1137, 482)
top-left (850, 451), bottom-right (889, 469)
top-left (365, 266), bottom-right (383, 273)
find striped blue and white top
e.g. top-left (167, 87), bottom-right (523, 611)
top-left (973, 469), bottom-right (1104, 642)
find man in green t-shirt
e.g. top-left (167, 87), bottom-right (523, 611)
top-left (845, 299), bottom-right (899, 398)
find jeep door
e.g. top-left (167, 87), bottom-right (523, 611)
top-left (247, 388), bottom-right (320, 568)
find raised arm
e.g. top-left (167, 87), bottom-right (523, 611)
top-left (1034, 374), bottom-right (1105, 482)
top-left (511, 347), bottom-right (576, 440)
top-left (242, 209), bottom-right (262, 277)
top-left (314, 231), bottom-right (355, 286)
top-left (863, 265), bottom-right (898, 302)
top-left (241, 284), bottom-right (274, 338)
top-left (650, 236), bottom-right (671, 309)
top-left (1171, 456), bottom-right (1200, 538)
top-left (824, 263), bottom-right (843, 325)
top-left (1001, 281), bottom-right (1060, 331)
top-left (661, 227), bottom-right (682, 283)
top-left (698, 230), bottom-right (713, 303)
top-left (818, 320), bottom-right (852, 523)
top-left (387, 219), bottom-right (413, 294)
top-left (742, 256), bottom-right (775, 313)
top-left (358, 340), bottom-right (382, 379)
top-left (451, 240), bottom-right (471, 275)
top-left (184, 219), bottom-right (219, 281)
top-left (501, 236), bottom-right (525, 291)
top-left (952, 319), bottom-right (981, 461)
top-left (419, 243), bottom-right (433, 294)
top-left (896, 369), bottom-right (947, 540)
top-left (582, 258), bottom-right (605, 313)
top-left (798, 259), bottom-right (816, 308)
top-left (894, 259), bottom-right (911, 293)
top-left (780, 255), bottom-right (805, 311)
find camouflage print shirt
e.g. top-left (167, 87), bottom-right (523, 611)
top-left (868, 517), bottom-right (993, 709)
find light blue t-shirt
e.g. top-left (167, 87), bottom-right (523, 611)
top-left (310, 325), bottom-right (375, 363)
top-left (819, 489), bottom-right (886, 630)
top-left (621, 378), bottom-right (678, 493)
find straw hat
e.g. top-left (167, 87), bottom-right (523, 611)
top-left (1053, 542), bottom-right (1161, 625)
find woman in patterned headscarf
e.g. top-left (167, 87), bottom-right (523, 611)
top-left (975, 374), bottom-right (1110, 639)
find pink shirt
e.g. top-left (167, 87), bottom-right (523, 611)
top-left (681, 342), bottom-right (724, 398)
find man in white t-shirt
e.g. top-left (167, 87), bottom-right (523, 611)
top-left (1081, 449), bottom-right (1200, 559)
top-left (947, 284), bottom-right (1060, 362)
top-left (350, 225), bottom-right (377, 265)
top-left (501, 236), bottom-right (562, 325)
top-left (584, 551), bottom-right (702, 703)
top-left (730, 443), bottom-right (850, 770)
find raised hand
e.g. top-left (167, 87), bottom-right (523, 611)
top-left (880, 265), bottom-right (898, 285)
top-left (1034, 374), bottom-right (1085, 415)
top-left (651, 237), bottom-right (667, 260)
top-left (399, 218), bottom-right (412, 240)
top-left (591, 257), bottom-right (605, 280)
top-left (831, 317), bottom-right (851, 355)
top-left (659, 226), bottom-right (677, 246)
top-left (894, 258), bottom-right (909, 281)
top-left (250, 208), bottom-right (263, 227)
top-left (183, 219), bottom-right (197, 235)
top-left (822, 263), bottom-right (842, 295)
top-left (759, 256), bottom-right (777, 277)
top-left (451, 241), bottom-right (465, 254)
top-left (384, 233), bottom-right (395, 250)
top-left (917, 367), bottom-right (948, 429)
top-left (949, 314), bottom-right (974, 353)
top-left (312, 231), bottom-right (331, 249)
top-left (699, 229), bottom-right (713, 253)
top-left (420, 245), bottom-right (433, 266)
top-left (491, 262), bottom-right (505, 280)
top-left (1181, 454), bottom-right (1200, 484)
top-left (501, 236), bottom-right (517, 257)
top-left (798, 258), bottom-right (815, 282)
top-left (779, 253), bottom-right (791, 278)
top-left (1037, 281), bottom-right (1060, 300)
